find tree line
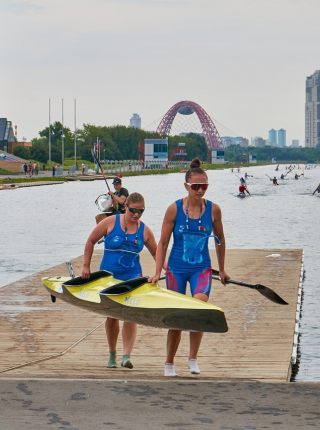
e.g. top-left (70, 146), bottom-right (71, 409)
top-left (13, 123), bottom-right (320, 164)
top-left (13, 123), bottom-right (209, 164)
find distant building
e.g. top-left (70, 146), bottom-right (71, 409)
top-left (211, 148), bottom-right (225, 164)
top-left (221, 136), bottom-right (249, 147)
top-left (277, 128), bottom-right (286, 147)
top-left (8, 140), bottom-right (32, 153)
top-left (0, 118), bottom-right (16, 152)
top-left (305, 70), bottom-right (320, 147)
top-left (143, 138), bottom-right (168, 168)
top-left (129, 113), bottom-right (141, 129)
top-left (268, 129), bottom-right (277, 146)
top-left (291, 139), bottom-right (300, 148)
top-left (251, 136), bottom-right (266, 147)
top-left (169, 142), bottom-right (187, 161)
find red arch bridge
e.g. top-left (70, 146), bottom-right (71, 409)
top-left (156, 100), bottom-right (222, 151)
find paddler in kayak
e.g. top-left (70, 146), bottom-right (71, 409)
top-left (238, 182), bottom-right (250, 197)
top-left (82, 192), bottom-right (157, 369)
top-left (313, 183), bottom-right (320, 195)
top-left (149, 158), bottom-right (229, 377)
top-left (95, 177), bottom-right (129, 224)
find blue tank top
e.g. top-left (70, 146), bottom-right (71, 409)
top-left (168, 199), bottom-right (213, 273)
top-left (100, 214), bottom-right (145, 280)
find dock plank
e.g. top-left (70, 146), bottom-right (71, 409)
top-left (0, 249), bottom-right (302, 381)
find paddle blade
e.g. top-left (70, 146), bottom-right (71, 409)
top-left (255, 284), bottom-right (288, 305)
top-left (211, 270), bottom-right (288, 305)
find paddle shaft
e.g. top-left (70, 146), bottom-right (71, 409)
top-left (91, 148), bottom-right (111, 191)
top-left (212, 274), bottom-right (259, 290)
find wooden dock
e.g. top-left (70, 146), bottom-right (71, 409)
top-left (0, 249), bottom-right (303, 382)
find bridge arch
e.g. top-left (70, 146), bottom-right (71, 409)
top-left (156, 100), bottom-right (222, 149)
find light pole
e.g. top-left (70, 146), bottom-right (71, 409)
top-left (74, 98), bottom-right (77, 168)
top-left (48, 98), bottom-right (51, 164)
top-left (61, 98), bottom-right (64, 166)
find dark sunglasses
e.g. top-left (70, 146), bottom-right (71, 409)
top-left (128, 207), bottom-right (145, 215)
top-left (186, 182), bottom-right (209, 191)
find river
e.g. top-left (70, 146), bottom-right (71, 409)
top-left (0, 163), bottom-right (319, 381)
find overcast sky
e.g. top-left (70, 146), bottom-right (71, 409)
top-left (1, 0), bottom-right (319, 145)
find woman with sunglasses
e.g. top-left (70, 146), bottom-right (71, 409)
top-left (149, 158), bottom-right (229, 377)
top-left (82, 192), bottom-right (157, 370)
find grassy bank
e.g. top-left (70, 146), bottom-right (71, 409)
top-left (0, 162), bottom-right (257, 184)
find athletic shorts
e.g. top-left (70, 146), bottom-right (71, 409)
top-left (166, 267), bottom-right (212, 297)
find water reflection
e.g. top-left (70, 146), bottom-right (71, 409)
top-left (0, 164), bottom-right (320, 380)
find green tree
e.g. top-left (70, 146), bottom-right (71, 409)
top-left (13, 146), bottom-right (31, 160)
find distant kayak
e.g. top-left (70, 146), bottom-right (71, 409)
top-left (237, 192), bottom-right (246, 199)
top-left (42, 271), bottom-right (228, 333)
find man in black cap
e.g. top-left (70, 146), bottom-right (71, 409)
top-left (95, 177), bottom-right (129, 223)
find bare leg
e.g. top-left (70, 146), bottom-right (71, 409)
top-left (166, 329), bottom-right (182, 363)
top-left (120, 322), bottom-right (137, 369)
top-left (189, 292), bottom-right (208, 362)
top-left (189, 332), bottom-right (204, 359)
top-left (106, 317), bottom-right (119, 353)
top-left (122, 322), bottom-right (137, 356)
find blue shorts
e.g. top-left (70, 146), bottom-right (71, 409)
top-left (166, 267), bottom-right (212, 297)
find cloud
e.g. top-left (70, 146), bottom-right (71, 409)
top-left (0, 0), bottom-right (44, 15)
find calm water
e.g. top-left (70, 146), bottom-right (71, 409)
top-left (1, 164), bottom-right (320, 381)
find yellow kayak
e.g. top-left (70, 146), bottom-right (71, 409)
top-left (42, 270), bottom-right (228, 333)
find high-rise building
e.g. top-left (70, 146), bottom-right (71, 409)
top-left (291, 139), bottom-right (300, 147)
top-left (277, 128), bottom-right (286, 147)
top-left (305, 70), bottom-right (320, 147)
top-left (129, 113), bottom-right (141, 129)
top-left (268, 129), bottom-right (277, 146)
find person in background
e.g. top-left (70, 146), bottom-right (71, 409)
top-left (149, 158), bottom-right (229, 377)
top-left (238, 182), bottom-right (250, 196)
top-left (95, 177), bottom-right (129, 224)
top-left (272, 176), bottom-right (278, 185)
top-left (82, 192), bottom-right (157, 370)
top-left (312, 183), bottom-right (320, 195)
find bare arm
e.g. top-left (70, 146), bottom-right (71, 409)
top-left (149, 203), bottom-right (176, 283)
top-left (108, 191), bottom-right (127, 206)
top-left (81, 216), bottom-right (115, 278)
top-left (212, 203), bottom-right (229, 285)
top-left (143, 225), bottom-right (157, 260)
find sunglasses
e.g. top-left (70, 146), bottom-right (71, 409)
top-left (127, 207), bottom-right (145, 215)
top-left (186, 183), bottom-right (209, 191)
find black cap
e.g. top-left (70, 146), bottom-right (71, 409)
top-left (112, 177), bottom-right (121, 185)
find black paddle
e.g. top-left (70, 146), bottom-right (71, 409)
top-left (91, 147), bottom-right (111, 191)
top-left (211, 269), bottom-right (288, 305)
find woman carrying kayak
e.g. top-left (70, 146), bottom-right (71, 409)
top-left (82, 192), bottom-right (157, 370)
top-left (149, 158), bottom-right (229, 377)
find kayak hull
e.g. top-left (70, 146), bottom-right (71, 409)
top-left (42, 271), bottom-right (228, 333)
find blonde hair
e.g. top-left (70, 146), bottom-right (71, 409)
top-left (126, 192), bottom-right (145, 206)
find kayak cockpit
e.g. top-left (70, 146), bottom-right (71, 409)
top-left (100, 276), bottom-right (149, 295)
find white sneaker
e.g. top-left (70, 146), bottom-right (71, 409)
top-left (164, 363), bottom-right (177, 377)
top-left (188, 359), bottom-right (200, 374)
